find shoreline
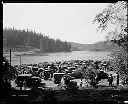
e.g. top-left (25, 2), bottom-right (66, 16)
top-left (5, 51), bottom-right (111, 66)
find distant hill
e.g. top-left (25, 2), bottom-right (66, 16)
top-left (70, 41), bottom-right (117, 51)
top-left (3, 28), bottom-right (71, 53)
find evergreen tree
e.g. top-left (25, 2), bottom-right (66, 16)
top-left (3, 27), bottom-right (71, 53)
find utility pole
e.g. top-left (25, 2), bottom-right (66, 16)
top-left (20, 53), bottom-right (21, 70)
top-left (10, 49), bottom-right (11, 66)
top-left (9, 49), bottom-right (11, 75)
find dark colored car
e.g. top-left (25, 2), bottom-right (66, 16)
top-left (44, 70), bottom-right (51, 80)
top-left (53, 73), bottom-right (65, 84)
top-left (27, 76), bottom-right (41, 87)
top-left (16, 74), bottom-right (41, 87)
top-left (16, 74), bottom-right (32, 87)
top-left (32, 67), bottom-right (39, 76)
top-left (96, 71), bottom-right (109, 82)
top-left (69, 72), bottom-right (83, 79)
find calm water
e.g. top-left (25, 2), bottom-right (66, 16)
top-left (8, 51), bottom-right (111, 65)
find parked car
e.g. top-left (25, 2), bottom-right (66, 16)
top-left (69, 72), bottom-right (83, 79)
top-left (43, 70), bottom-right (51, 80)
top-left (53, 73), bottom-right (65, 84)
top-left (27, 76), bottom-right (41, 87)
top-left (16, 74), bottom-right (32, 87)
top-left (95, 71), bottom-right (109, 83)
top-left (32, 67), bottom-right (39, 76)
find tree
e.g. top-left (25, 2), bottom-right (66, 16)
top-left (1, 57), bottom-right (17, 103)
top-left (76, 66), bottom-right (98, 87)
top-left (93, 1), bottom-right (127, 81)
top-left (2, 57), bottom-right (17, 81)
top-left (3, 27), bottom-right (71, 53)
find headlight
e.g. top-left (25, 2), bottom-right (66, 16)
top-left (124, 101), bottom-right (128, 103)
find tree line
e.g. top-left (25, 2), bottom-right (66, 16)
top-left (94, 1), bottom-right (127, 80)
top-left (3, 27), bottom-right (71, 52)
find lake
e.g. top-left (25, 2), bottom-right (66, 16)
top-left (8, 51), bottom-right (111, 65)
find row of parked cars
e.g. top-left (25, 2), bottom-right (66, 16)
top-left (15, 74), bottom-right (42, 88)
top-left (14, 59), bottom-right (113, 89)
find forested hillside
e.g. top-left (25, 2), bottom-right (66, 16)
top-left (3, 28), bottom-right (71, 52)
top-left (70, 41), bottom-right (117, 51)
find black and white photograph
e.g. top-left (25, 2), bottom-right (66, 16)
top-left (2, 1), bottom-right (128, 104)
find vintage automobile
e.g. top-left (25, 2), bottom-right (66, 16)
top-left (32, 67), bottom-right (39, 76)
top-left (95, 70), bottom-right (109, 83)
top-left (15, 74), bottom-right (32, 87)
top-left (53, 73), bottom-right (65, 84)
top-left (69, 72), bottom-right (83, 79)
top-left (43, 70), bottom-right (51, 80)
top-left (27, 76), bottom-right (41, 87)
top-left (16, 74), bottom-right (41, 87)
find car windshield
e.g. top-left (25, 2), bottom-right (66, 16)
top-left (33, 68), bottom-right (38, 71)
top-left (54, 74), bottom-right (64, 79)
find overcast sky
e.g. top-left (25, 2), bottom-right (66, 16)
top-left (3, 3), bottom-right (109, 44)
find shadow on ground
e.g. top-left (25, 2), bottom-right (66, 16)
top-left (5, 85), bottom-right (128, 104)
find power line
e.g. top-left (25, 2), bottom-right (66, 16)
top-left (57, 20), bottom-right (94, 35)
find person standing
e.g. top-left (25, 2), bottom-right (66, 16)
top-left (63, 71), bottom-right (71, 85)
top-left (19, 81), bottom-right (23, 90)
top-left (108, 74), bottom-right (113, 87)
top-left (23, 79), bottom-right (27, 90)
top-left (11, 77), bottom-right (17, 88)
top-left (59, 76), bottom-right (65, 86)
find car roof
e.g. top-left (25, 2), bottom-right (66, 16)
top-left (53, 73), bottom-right (65, 75)
top-left (39, 68), bottom-right (44, 70)
top-left (18, 74), bottom-right (32, 77)
top-left (31, 76), bottom-right (40, 78)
